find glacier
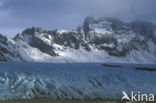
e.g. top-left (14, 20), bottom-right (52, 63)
top-left (0, 62), bottom-right (156, 100)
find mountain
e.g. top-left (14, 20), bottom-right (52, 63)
top-left (0, 17), bottom-right (156, 63)
top-left (0, 34), bottom-right (22, 61)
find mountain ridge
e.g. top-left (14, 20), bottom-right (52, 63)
top-left (0, 17), bottom-right (156, 63)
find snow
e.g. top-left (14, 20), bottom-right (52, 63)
top-left (94, 28), bottom-right (112, 34)
top-left (2, 18), bottom-right (155, 64)
top-left (13, 37), bottom-right (156, 64)
top-left (11, 33), bottom-right (156, 64)
top-left (56, 30), bottom-right (71, 34)
top-left (34, 33), bottom-right (53, 45)
top-left (0, 62), bottom-right (155, 100)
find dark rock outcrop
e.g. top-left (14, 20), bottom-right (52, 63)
top-left (29, 36), bottom-right (58, 56)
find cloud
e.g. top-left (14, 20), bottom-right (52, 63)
top-left (0, 0), bottom-right (156, 37)
top-left (0, 1), bottom-right (11, 17)
top-left (0, 2), bottom-right (2, 6)
top-left (0, 9), bottom-right (10, 17)
top-left (0, 28), bottom-right (23, 38)
top-left (64, 0), bottom-right (156, 21)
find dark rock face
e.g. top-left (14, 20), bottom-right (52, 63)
top-left (20, 16), bottom-right (156, 57)
top-left (0, 34), bottom-right (10, 61)
top-left (1, 17), bottom-right (156, 62)
top-left (129, 21), bottom-right (156, 37)
top-left (29, 36), bottom-right (58, 56)
top-left (0, 34), bottom-right (8, 45)
top-left (83, 17), bottom-right (95, 37)
top-left (87, 34), bottom-right (131, 57)
top-left (0, 34), bottom-right (21, 61)
top-left (82, 17), bottom-right (156, 57)
top-left (53, 31), bottom-right (82, 50)
top-left (15, 27), bottom-right (58, 56)
top-left (22, 27), bottom-right (51, 36)
top-left (22, 27), bottom-right (37, 35)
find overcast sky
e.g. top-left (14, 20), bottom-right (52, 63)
top-left (0, 0), bottom-right (156, 37)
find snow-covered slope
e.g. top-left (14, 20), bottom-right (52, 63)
top-left (0, 62), bottom-right (155, 100)
top-left (0, 34), bottom-right (22, 61)
top-left (0, 17), bottom-right (156, 63)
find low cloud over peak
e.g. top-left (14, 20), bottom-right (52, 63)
top-left (0, 0), bottom-right (156, 37)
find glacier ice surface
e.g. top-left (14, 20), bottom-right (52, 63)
top-left (0, 62), bottom-right (155, 100)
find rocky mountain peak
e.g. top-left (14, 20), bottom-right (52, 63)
top-left (0, 17), bottom-right (156, 63)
